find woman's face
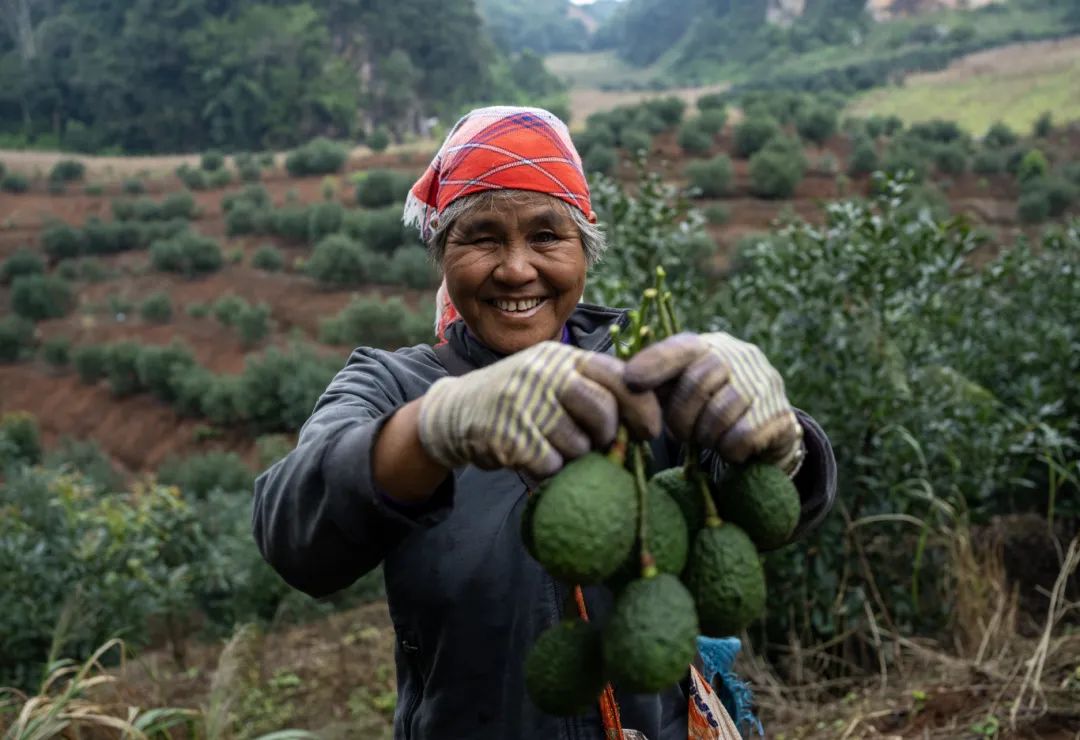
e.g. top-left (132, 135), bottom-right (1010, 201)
top-left (442, 192), bottom-right (588, 355)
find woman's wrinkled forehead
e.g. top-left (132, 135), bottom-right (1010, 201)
top-left (446, 191), bottom-right (576, 238)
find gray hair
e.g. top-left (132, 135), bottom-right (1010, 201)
top-left (423, 190), bottom-right (607, 267)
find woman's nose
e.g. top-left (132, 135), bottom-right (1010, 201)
top-left (493, 242), bottom-right (539, 285)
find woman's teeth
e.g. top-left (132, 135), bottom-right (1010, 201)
top-left (494, 298), bottom-right (544, 312)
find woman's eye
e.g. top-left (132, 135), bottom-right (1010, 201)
top-left (533, 231), bottom-right (557, 244)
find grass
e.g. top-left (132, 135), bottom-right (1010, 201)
top-left (545, 50), bottom-right (658, 90)
top-left (848, 37), bottom-right (1080, 135)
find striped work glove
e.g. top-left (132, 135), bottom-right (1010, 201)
top-left (624, 332), bottom-right (804, 476)
top-left (418, 342), bottom-right (661, 480)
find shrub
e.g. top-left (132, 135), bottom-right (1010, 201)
top-left (933, 143), bottom-right (967, 175)
top-left (696, 109), bottom-right (727, 136)
top-left (308, 201), bottom-right (345, 243)
top-left (102, 341), bottom-right (144, 396)
top-left (749, 138), bottom-right (806, 199)
top-left (81, 219), bottom-right (142, 255)
top-left (733, 117), bottom-right (781, 158)
top-left (1, 250), bottom-right (45, 285)
top-left (848, 139), bottom-right (879, 176)
top-left (207, 169), bottom-right (232, 189)
top-left (387, 246), bottom-right (437, 289)
top-left (368, 127), bottom-right (391, 153)
top-left (267, 206), bottom-right (310, 243)
top-left (43, 437), bottom-right (122, 492)
top-left (158, 450), bottom-right (254, 498)
top-left (795, 105), bottom-right (838, 145)
top-left (212, 294), bottom-right (247, 326)
top-left (10, 274), bottom-right (75, 321)
top-left (226, 201), bottom-right (259, 236)
top-left (343, 206), bottom-right (409, 254)
top-left (697, 93), bottom-right (726, 112)
top-left (907, 119), bottom-right (967, 146)
top-left (285, 137), bottom-right (348, 176)
top-left (573, 124), bottom-right (615, 156)
top-left (175, 164), bottom-right (209, 190)
top-left (1023, 176), bottom-right (1077, 219)
top-left (72, 344), bottom-right (109, 383)
top-left (1033, 111), bottom-right (1052, 138)
top-left (135, 342), bottom-right (197, 401)
top-left (643, 97), bottom-right (686, 127)
top-left (684, 155), bottom-right (733, 198)
top-left (238, 161), bottom-right (262, 182)
top-left (235, 345), bottom-right (343, 433)
top-left (49, 159), bottom-right (85, 183)
top-left (0, 316), bottom-right (34, 362)
top-left (234, 303), bottom-right (272, 348)
top-left (200, 150), bottom-right (225, 172)
top-left (0, 412), bottom-right (41, 467)
top-left (306, 235), bottom-right (383, 286)
top-left (42, 336), bottom-right (71, 367)
top-left (122, 178), bottom-right (146, 195)
top-left (677, 122), bottom-right (712, 156)
top-left (1, 172), bottom-right (29, 193)
top-left (983, 122), bottom-right (1017, 149)
top-left (83, 183), bottom-right (104, 196)
top-left (319, 297), bottom-right (432, 348)
top-left (139, 292), bottom-right (173, 323)
top-left (583, 145), bottom-right (618, 175)
top-left (355, 169), bottom-right (413, 208)
top-left (41, 223), bottom-right (84, 261)
top-left (161, 191), bottom-right (196, 220)
top-left (882, 139), bottom-right (929, 181)
top-left (1017, 149), bottom-right (1049, 183)
top-left (252, 244), bottom-right (284, 272)
top-left (150, 232), bottom-right (224, 276)
top-left (619, 128), bottom-right (653, 155)
top-left (972, 150), bottom-right (1005, 175)
top-left (704, 204), bottom-right (729, 225)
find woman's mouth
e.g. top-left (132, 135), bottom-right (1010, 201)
top-left (488, 297), bottom-right (549, 318)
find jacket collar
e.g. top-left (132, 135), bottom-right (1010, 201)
top-left (444, 303), bottom-right (629, 370)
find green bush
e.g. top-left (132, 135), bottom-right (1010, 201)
top-left (1021, 176), bottom-right (1077, 219)
top-left (573, 124), bottom-right (615, 157)
top-left (368, 127), bottom-right (391, 153)
top-left (748, 138), bottom-right (806, 199)
top-left (10, 274), bottom-right (75, 321)
top-left (285, 137), bottom-right (348, 176)
top-left (44, 437), bottom-right (122, 491)
top-left (234, 303), bottom-right (272, 348)
top-left (306, 235), bottom-right (384, 286)
top-left (696, 109), bottom-right (728, 136)
top-left (1, 250), bottom-right (45, 285)
top-left (619, 128), bottom-right (653, 155)
top-left (207, 169), bottom-right (232, 189)
top-left (81, 219), bottom-right (142, 255)
top-left (267, 206), bottom-right (310, 243)
top-left (583, 145), bottom-right (618, 175)
top-left (319, 297), bottom-right (432, 348)
top-left (175, 164), bottom-right (210, 190)
top-left (139, 292), bottom-right (173, 323)
top-left (684, 155), bottom-right (733, 198)
top-left (0, 412), bottom-right (41, 468)
top-left (135, 342), bottom-right (197, 401)
top-left (225, 201), bottom-right (260, 236)
top-left (252, 244), bottom-right (284, 272)
top-left (150, 232), bottom-right (224, 276)
top-left (72, 344), bottom-right (109, 383)
top-left (49, 159), bottom-right (86, 183)
top-left (697, 93), bottom-right (726, 112)
top-left (1017, 149), bottom-right (1049, 183)
top-left (983, 122), bottom-right (1017, 149)
top-left (733, 117), bottom-right (781, 158)
top-left (234, 345), bottom-right (343, 433)
top-left (704, 204), bottom-right (729, 225)
top-left (42, 336), bottom-right (71, 368)
top-left (308, 201), bottom-right (345, 243)
top-left (848, 139), bottom-right (879, 176)
top-left (222, 184), bottom-right (271, 213)
top-left (795, 105), bottom-right (838, 145)
top-left (160, 191), bottom-right (197, 220)
top-left (643, 97), bottom-right (686, 127)
top-left (882, 139), bottom-right (929, 181)
top-left (387, 246), bottom-right (438, 289)
top-left (41, 223), bottom-right (85, 260)
top-left (1033, 111), bottom-right (1052, 138)
top-left (907, 119), bottom-right (967, 146)
top-left (1, 172), bottom-right (30, 193)
top-left (158, 450), bottom-right (254, 498)
top-left (0, 317), bottom-right (35, 363)
top-left (200, 150), bottom-right (225, 172)
top-left (972, 150), bottom-right (1005, 175)
top-left (677, 122), bottom-right (712, 156)
top-left (355, 169), bottom-right (413, 208)
top-left (122, 178), bottom-right (146, 195)
top-left (101, 341), bottom-right (144, 396)
top-left (238, 160), bottom-right (262, 182)
top-left (933, 143), bottom-right (967, 175)
top-left (342, 206), bottom-right (410, 254)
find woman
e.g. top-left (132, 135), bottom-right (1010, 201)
top-left (253, 106), bottom-right (836, 740)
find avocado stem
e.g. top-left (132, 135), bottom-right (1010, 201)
top-left (631, 443), bottom-right (656, 577)
top-left (607, 426), bottom-right (629, 466)
top-left (686, 442), bottom-right (722, 528)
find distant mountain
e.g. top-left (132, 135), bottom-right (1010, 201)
top-left (477, 0), bottom-right (595, 53)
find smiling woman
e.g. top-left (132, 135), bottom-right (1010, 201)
top-left (252, 105), bottom-right (837, 740)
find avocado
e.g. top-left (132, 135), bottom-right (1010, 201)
top-left (531, 452), bottom-right (639, 584)
top-left (603, 573), bottom-right (699, 693)
top-left (683, 524), bottom-right (766, 636)
top-left (606, 484), bottom-right (689, 591)
top-left (716, 462), bottom-right (800, 550)
top-left (525, 618), bottom-right (606, 716)
top-left (649, 467), bottom-right (705, 534)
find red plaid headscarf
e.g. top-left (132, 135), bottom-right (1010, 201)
top-left (402, 106), bottom-right (592, 342)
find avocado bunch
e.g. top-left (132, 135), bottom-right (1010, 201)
top-left (519, 270), bottom-right (804, 716)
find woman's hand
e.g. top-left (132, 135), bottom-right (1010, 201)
top-left (419, 342), bottom-right (661, 479)
top-left (624, 332), bottom-right (804, 475)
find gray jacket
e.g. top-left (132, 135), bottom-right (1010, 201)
top-left (252, 304), bottom-right (837, 740)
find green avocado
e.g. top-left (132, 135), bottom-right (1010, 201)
top-left (524, 618), bottom-right (606, 716)
top-left (715, 462), bottom-right (800, 550)
top-left (605, 484), bottom-right (689, 591)
top-left (649, 467), bottom-right (705, 534)
top-left (683, 524), bottom-right (766, 637)
top-left (602, 573), bottom-right (699, 693)
top-left (531, 452), bottom-right (639, 584)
